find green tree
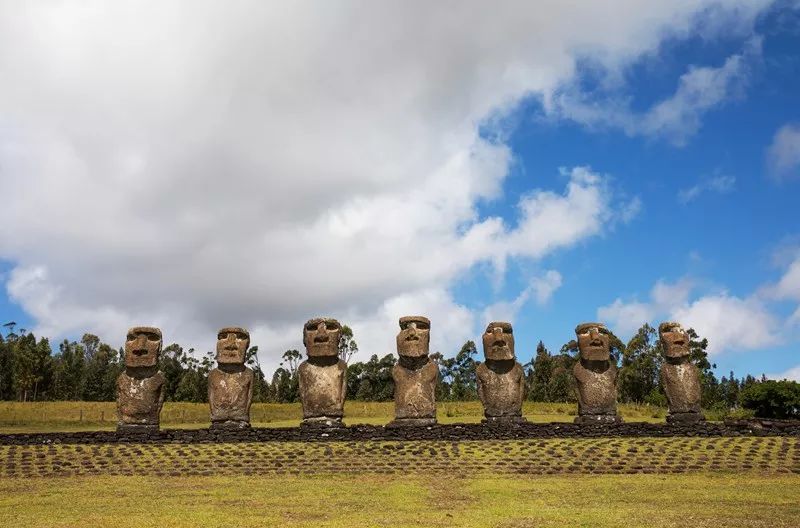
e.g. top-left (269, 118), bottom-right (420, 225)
top-left (527, 341), bottom-right (554, 401)
top-left (82, 334), bottom-right (121, 401)
top-left (351, 354), bottom-right (396, 401)
top-left (740, 380), bottom-right (800, 418)
top-left (338, 325), bottom-right (358, 363)
top-left (441, 341), bottom-right (478, 401)
top-left (618, 323), bottom-right (663, 404)
top-left (52, 339), bottom-right (86, 400)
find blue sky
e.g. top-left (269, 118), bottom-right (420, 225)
top-left (0, 2), bottom-right (799, 379)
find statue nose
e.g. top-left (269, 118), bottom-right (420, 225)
top-left (317, 322), bottom-right (326, 333)
top-left (408, 323), bottom-right (417, 335)
top-left (589, 328), bottom-right (599, 339)
top-left (493, 327), bottom-right (503, 336)
top-left (136, 334), bottom-right (148, 347)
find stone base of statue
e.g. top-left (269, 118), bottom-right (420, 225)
top-left (116, 423), bottom-right (159, 434)
top-left (574, 414), bottom-right (623, 425)
top-left (666, 411), bottom-right (705, 425)
top-left (482, 415), bottom-right (527, 426)
top-left (386, 417), bottom-right (437, 428)
top-left (300, 416), bottom-right (345, 429)
top-left (210, 420), bottom-right (251, 431)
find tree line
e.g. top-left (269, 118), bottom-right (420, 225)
top-left (1, 321), bottom-right (797, 417)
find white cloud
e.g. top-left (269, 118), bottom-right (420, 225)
top-left (762, 255), bottom-right (800, 301)
top-left (0, 2), bottom-right (776, 370)
top-left (671, 294), bottom-right (779, 355)
top-left (549, 37), bottom-right (763, 145)
top-left (768, 364), bottom-right (800, 382)
top-left (767, 123), bottom-right (800, 180)
top-left (598, 277), bottom-right (780, 356)
top-left (597, 299), bottom-right (656, 337)
top-left (678, 174), bottom-right (736, 203)
top-left (481, 270), bottom-right (563, 326)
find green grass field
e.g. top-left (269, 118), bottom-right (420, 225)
top-left (2, 472), bottom-right (799, 528)
top-left (2, 402), bottom-right (791, 527)
top-left (0, 400), bottom-right (673, 433)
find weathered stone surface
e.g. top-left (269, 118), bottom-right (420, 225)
top-left (659, 322), bottom-right (704, 423)
top-left (208, 327), bottom-right (254, 428)
top-left (391, 316), bottom-right (437, 426)
top-left (477, 322), bottom-right (525, 421)
top-left (303, 317), bottom-right (342, 358)
top-left (6, 420), bottom-right (796, 446)
top-left (299, 318), bottom-right (347, 426)
top-left (573, 322), bottom-right (621, 423)
top-left (117, 327), bottom-right (165, 431)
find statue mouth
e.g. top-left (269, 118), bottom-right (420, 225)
top-left (405, 335), bottom-right (420, 342)
top-left (492, 341), bottom-right (507, 348)
top-left (313, 336), bottom-right (329, 344)
top-left (132, 349), bottom-right (148, 357)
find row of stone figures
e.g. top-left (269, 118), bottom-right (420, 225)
top-left (116, 318), bottom-right (704, 433)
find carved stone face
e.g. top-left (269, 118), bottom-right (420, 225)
top-left (576, 322), bottom-right (611, 361)
top-left (659, 322), bottom-right (689, 359)
top-left (216, 327), bottom-right (250, 365)
top-left (482, 322), bottom-right (515, 361)
top-left (303, 318), bottom-right (342, 358)
top-left (396, 316), bottom-right (430, 358)
top-left (124, 326), bottom-right (162, 368)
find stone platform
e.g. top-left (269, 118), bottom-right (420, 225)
top-left (1, 419), bottom-right (798, 445)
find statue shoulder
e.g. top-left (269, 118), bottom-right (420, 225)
top-left (423, 360), bottom-right (439, 379)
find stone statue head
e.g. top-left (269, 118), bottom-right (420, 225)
top-left (303, 317), bottom-right (342, 358)
top-left (396, 316), bottom-right (430, 358)
top-left (124, 326), bottom-right (162, 368)
top-left (216, 326), bottom-right (250, 365)
top-left (575, 322), bottom-right (611, 362)
top-left (659, 322), bottom-right (689, 359)
top-left (482, 321), bottom-right (515, 361)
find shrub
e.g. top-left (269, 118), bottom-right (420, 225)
top-left (739, 380), bottom-right (800, 419)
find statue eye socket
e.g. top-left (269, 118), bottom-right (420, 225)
top-left (325, 323), bottom-right (339, 331)
top-left (126, 335), bottom-right (135, 342)
top-left (147, 333), bottom-right (160, 341)
top-left (415, 323), bottom-right (429, 330)
top-left (236, 332), bottom-right (248, 340)
top-left (306, 324), bottom-right (318, 332)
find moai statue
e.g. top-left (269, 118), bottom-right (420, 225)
top-left (573, 322), bottom-right (622, 424)
top-left (298, 318), bottom-right (347, 428)
top-left (208, 327), bottom-right (254, 430)
top-left (116, 326), bottom-right (165, 433)
top-left (388, 316), bottom-right (438, 427)
top-left (659, 322), bottom-right (704, 424)
top-left (476, 322), bottom-right (526, 424)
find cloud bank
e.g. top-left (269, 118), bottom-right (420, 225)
top-left (0, 1), bottom-right (775, 372)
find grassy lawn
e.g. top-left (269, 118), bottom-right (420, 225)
top-left (0, 400), bottom-right (670, 433)
top-left (1, 472), bottom-right (798, 527)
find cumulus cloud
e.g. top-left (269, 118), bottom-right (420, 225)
top-left (767, 123), bottom-right (800, 180)
top-left (549, 36), bottom-right (763, 145)
top-left (598, 277), bottom-right (780, 355)
top-left (481, 270), bottom-right (563, 325)
top-left (677, 174), bottom-right (736, 203)
top-left (768, 364), bottom-right (800, 382)
top-left (0, 1), bottom-right (776, 373)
